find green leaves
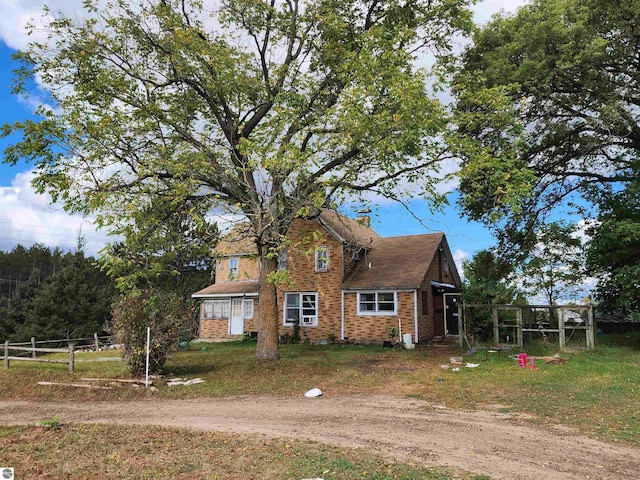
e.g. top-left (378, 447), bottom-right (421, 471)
top-left (4, 0), bottom-right (475, 360)
top-left (453, 0), bottom-right (640, 252)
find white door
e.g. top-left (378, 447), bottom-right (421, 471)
top-left (229, 298), bottom-right (244, 335)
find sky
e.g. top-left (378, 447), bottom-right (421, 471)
top-left (0, 0), bottom-right (530, 270)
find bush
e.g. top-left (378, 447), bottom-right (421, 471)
top-left (111, 289), bottom-right (194, 376)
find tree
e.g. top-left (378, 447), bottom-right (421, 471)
top-left (101, 195), bottom-right (218, 299)
top-left (586, 174), bottom-right (640, 315)
top-left (18, 249), bottom-right (116, 341)
top-left (452, 0), bottom-right (640, 255)
top-left (3, 0), bottom-right (473, 360)
top-left (0, 242), bottom-right (115, 342)
top-left (520, 222), bottom-right (585, 305)
top-left (111, 289), bottom-right (194, 376)
top-left (462, 249), bottom-right (518, 305)
top-left (462, 249), bottom-right (521, 339)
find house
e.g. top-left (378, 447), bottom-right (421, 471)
top-left (192, 210), bottom-right (462, 344)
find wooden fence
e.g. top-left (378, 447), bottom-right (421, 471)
top-left (2, 334), bottom-right (113, 373)
top-left (3, 341), bottom-right (76, 372)
top-left (460, 303), bottom-right (596, 349)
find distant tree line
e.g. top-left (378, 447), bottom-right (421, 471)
top-left (0, 242), bottom-right (115, 342)
top-left (0, 237), bottom-right (215, 346)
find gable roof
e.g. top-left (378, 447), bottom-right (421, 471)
top-left (342, 233), bottom-right (446, 290)
top-left (214, 210), bottom-right (379, 257)
top-left (318, 210), bottom-right (379, 248)
top-left (216, 223), bottom-right (257, 256)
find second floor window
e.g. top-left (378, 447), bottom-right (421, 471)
top-left (229, 257), bottom-right (239, 279)
top-left (315, 246), bottom-right (329, 272)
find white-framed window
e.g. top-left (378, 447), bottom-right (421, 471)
top-left (284, 292), bottom-right (318, 326)
top-left (229, 257), bottom-right (239, 279)
top-left (315, 246), bottom-right (329, 272)
top-left (204, 300), bottom-right (231, 319)
top-left (243, 299), bottom-right (254, 319)
top-left (357, 291), bottom-right (397, 315)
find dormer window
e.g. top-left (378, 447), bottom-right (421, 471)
top-left (315, 246), bottom-right (329, 272)
top-left (229, 257), bottom-right (239, 279)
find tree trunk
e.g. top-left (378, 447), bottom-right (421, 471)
top-left (255, 249), bottom-right (280, 361)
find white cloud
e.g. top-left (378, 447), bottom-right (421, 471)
top-left (472, 0), bottom-right (530, 25)
top-left (452, 248), bottom-right (470, 280)
top-left (0, 169), bottom-right (111, 255)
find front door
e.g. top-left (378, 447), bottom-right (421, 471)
top-left (229, 298), bottom-right (244, 335)
top-left (444, 294), bottom-right (461, 336)
top-left (433, 293), bottom-right (445, 337)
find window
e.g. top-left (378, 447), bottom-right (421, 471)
top-left (284, 292), bottom-right (318, 326)
top-left (357, 292), bottom-right (397, 315)
top-left (278, 248), bottom-right (288, 270)
top-left (229, 257), bottom-right (239, 279)
top-left (243, 299), bottom-right (254, 319)
top-left (315, 246), bottom-right (329, 272)
top-left (204, 300), bottom-right (230, 319)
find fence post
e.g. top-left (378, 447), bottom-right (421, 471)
top-left (31, 337), bottom-right (36, 358)
top-left (4, 340), bottom-right (9, 369)
top-left (94, 333), bottom-right (100, 352)
top-left (587, 305), bottom-right (595, 349)
top-left (558, 309), bottom-right (566, 347)
top-left (68, 342), bottom-right (75, 373)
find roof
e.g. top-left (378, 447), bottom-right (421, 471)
top-left (318, 210), bottom-right (379, 247)
top-left (216, 223), bottom-right (257, 256)
top-left (215, 210), bottom-right (379, 257)
top-left (342, 233), bottom-right (444, 290)
top-left (192, 281), bottom-right (260, 298)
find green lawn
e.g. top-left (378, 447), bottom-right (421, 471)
top-left (1, 333), bottom-right (638, 444)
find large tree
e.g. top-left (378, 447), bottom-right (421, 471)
top-left (2, 0), bottom-right (473, 360)
top-left (586, 174), bottom-right (640, 315)
top-left (519, 221), bottom-right (585, 305)
top-left (452, 0), bottom-right (640, 256)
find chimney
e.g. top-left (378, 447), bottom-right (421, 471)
top-left (355, 208), bottom-right (371, 227)
top-left (356, 215), bottom-right (370, 227)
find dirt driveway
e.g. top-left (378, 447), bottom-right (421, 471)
top-left (1, 395), bottom-right (638, 480)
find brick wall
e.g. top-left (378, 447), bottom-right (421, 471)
top-left (200, 318), bottom-right (229, 338)
top-left (418, 239), bottom-right (461, 341)
top-left (199, 301), bottom-right (259, 340)
top-left (216, 255), bottom-right (260, 283)
top-left (276, 218), bottom-right (344, 341)
top-left (343, 291), bottom-right (416, 343)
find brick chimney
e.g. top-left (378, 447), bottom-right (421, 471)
top-left (355, 208), bottom-right (372, 227)
top-left (356, 215), bottom-right (370, 227)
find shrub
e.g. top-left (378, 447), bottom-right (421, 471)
top-left (111, 289), bottom-right (194, 376)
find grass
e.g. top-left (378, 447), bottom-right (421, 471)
top-left (0, 423), bottom-right (490, 480)
top-left (0, 333), bottom-right (638, 444)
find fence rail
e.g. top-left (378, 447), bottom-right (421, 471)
top-left (4, 340), bottom-right (75, 372)
top-left (1, 333), bottom-right (114, 373)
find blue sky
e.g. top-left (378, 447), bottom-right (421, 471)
top-left (0, 0), bottom-right (528, 267)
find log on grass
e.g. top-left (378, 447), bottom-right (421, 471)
top-left (37, 381), bottom-right (113, 390)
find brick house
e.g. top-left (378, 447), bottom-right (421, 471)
top-left (192, 210), bottom-right (462, 344)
